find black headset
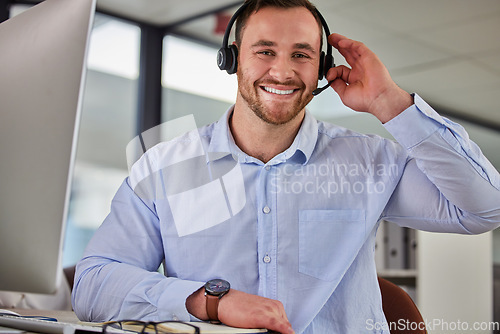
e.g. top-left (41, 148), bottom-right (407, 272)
top-left (217, 2), bottom-right (335, 81)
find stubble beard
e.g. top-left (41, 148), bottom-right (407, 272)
top-left (237, 72), bottom-right (314, 126)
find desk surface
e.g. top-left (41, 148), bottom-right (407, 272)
top-left (4, 309), bottom-right (268, 333)
top-left (12, 309), bottom-right (79, 324)
top-left (0, 309), bottom-right (80, 334)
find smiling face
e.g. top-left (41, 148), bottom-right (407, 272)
top-left (235, 6), bottom-right (322, 126)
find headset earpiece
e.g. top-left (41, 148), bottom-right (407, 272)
top-left (217, 44), bottom-right (238, 74)
top-left (322, 53), bottom-right (334, 79)
top-left (318, 51), bottom-right (326, 80)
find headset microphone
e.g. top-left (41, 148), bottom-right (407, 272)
top-left (312, 80), bottom-right (334, 96)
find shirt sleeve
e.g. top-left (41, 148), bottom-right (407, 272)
top-left (381, 93), bottom-right (500, 234)
top-left (71, 178), bottom-right (205, 322)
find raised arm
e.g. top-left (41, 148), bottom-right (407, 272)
top-left (326, 33), bottom-right (412, 123)
top-left (326, 33), bottom-right (500, 233)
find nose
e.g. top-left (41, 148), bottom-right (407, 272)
top-left (268, 55), bottom-right (294, 82)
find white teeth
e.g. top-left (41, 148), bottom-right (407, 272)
top-left (263, 86), bottom-right (295, 95)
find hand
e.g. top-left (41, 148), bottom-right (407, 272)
top-left (326, 33), bottom-right (413, 123)
top-left (186, 288), bottom-right (294, 334)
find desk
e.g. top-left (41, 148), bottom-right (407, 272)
top-left (2, 309), bottom-right (268, 333)
top-left (12, 309), bottom-right (79, 324)
top-left (0, 309), bottom-right (80, 333)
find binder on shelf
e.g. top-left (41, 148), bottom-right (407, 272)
top-left (385, 221), bottom-right (405, 270)
top-left (406, 228), bottom-right (417, 270)
top-left (374, 220), bottom-right (386, 270)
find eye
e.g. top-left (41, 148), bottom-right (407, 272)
top-left (257, 50), bottom-right (274, 56)
top-left (293, 53), bottom-right (310, 59)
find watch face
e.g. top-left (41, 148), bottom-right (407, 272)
top-left (205, 279), bottom-right (230, 296)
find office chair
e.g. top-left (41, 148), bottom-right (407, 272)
top-left (378, 277), bottom-right (427, 334)
top-left (64, 266), bottom-right (76, 292)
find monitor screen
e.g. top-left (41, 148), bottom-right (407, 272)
top-left (0, 0), bottom-right (95, 294)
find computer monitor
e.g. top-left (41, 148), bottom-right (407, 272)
top-left (0, 0), bottom-right (96, 294)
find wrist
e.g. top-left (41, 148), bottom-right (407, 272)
top-left (371, 87), bottom-right (413, 124)
top-left (204, 279), bottom-right (231, 322)
top-left (186, 287), bottom-right (208, 320)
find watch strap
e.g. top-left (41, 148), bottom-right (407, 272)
top-left (205, 294), bottom-right (220, 322)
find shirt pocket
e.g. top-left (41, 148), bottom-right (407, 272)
top-left (299, 209), bottom-right (366, 281)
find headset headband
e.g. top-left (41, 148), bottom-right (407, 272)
top-left (217, 2), bottom-right (334, 80)
top-left (221, 3), bottom-right (248, 53)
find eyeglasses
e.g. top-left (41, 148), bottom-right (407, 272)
top-left (101, 320), bottom-right (200, 334)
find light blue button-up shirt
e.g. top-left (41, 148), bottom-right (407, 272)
top-left (73, 94), bottom-right (500, 333)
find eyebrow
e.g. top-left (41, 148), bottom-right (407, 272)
top-left (294, 42), bottom-right (317, 54)
top-left (251, 40), bottom-right (317, 54)
top-left (251, 40), bottom-right (275, 47)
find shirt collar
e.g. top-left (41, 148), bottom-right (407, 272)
top-left (208, 105), bottom-right (318, 165)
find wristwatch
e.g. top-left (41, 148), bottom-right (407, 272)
top-left (204, 279), bottom-right (231, 322)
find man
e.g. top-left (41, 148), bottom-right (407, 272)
top-left (72, 0), bottom-right (500, 333)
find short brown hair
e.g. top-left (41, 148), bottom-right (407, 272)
top-left (234, 0), bottom-right (323, 48)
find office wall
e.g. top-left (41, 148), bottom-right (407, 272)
top-left (495, 231), bottom-right (500, 264)
top-left (75, 70), bottom-right (138, 170)
top-left (64, 69), bottom-right (137, 265)
top-left (162, 85), bottom-right (231, 127)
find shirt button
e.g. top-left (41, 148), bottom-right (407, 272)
top-left (265, 165), bottom-right (271, 171)
top-left (263, 206), bottom-right (271, 214)
top-left (263, 255), bottom-right (271, 263)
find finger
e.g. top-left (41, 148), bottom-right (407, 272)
top-left (325, 65), bottom-right (351, 99)
top-left (327, 33), bottom-right (348, 49)
top-left (340, 39), bottom-right (376, 65)
top-left (330, 79), bottom-right (348, 99)
top-left (264, 316), bottom-right (294, 334)
top-left (249, 307), bottom-right (294, 334)
top-left (261, 301), bottom-right (293, 334)
top-left (329, 34), bottom-right (369, 65)
top-left (331, 43), bottom-right (359, 67)
top-left (328, 33), bottom-right (360, 55)
top-left (326, 65), bottom-right (351, 84)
